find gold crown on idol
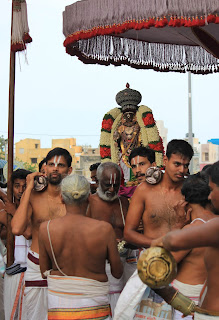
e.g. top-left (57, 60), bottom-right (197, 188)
top-left (116, 83), bottom-right (142, 108)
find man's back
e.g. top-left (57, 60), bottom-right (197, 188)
top-left (39, 213), bottom-right (122, 282)
top-left (175, 216), bottom-right (213, 286)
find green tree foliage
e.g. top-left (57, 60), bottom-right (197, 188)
top-left (23, 161), bottom-right (37, 172)
top-left (0, 136), bottom-right (7, 160)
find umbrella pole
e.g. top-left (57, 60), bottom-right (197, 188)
top-left (188, 72), bottom-right (193, 174)
top-left (7, 0), bottom-right (16, 268)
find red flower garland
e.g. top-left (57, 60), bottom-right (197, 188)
top-left (102, 118), bottom-right (114, 132)
top-left (148, 139), bottom-right (164, 153)
top-left (100, 146), bottom-right (111, 159)
top-left (142, 113), bottom-right (155, 127)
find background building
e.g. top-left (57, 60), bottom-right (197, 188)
top-left (74, 146), bottom-right (101, 179)
top-left (156, 120), bottom-right (168, 151)
top-left (14, 138), bottom-right (100, 181)
top-left (15, 138), bottom-right (82, 169)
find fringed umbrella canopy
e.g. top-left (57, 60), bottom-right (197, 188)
top-left (11, 0), bottom-right (32, 52)
top-left (63, 0), bottom-right (219, 74)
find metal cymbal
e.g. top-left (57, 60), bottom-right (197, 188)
top-left (34, 176), bottom-right (48, 192)
top-left (137, 247), bottom-right (177, 289)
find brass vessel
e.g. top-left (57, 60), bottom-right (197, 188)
top-left (137, 247), bottom-right (177, 289)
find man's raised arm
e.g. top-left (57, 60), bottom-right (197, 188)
top-left (124, 184), bottom-right (153, 248)
top-left (11, 172), bottom-right (40, 235)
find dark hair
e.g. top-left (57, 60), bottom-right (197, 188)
top-left (208, 161), bottom-right (219, 187)
top-left (45, 148), bottom-right (72, 167)
top-left (11, 169), bottom-right (32, 184)
top-left (0, 182), bottom-right (7, 188)
top-left (39, 158), bottom-right (46, 172)
top-left (89, 162), bottom-right (101, 172)
top-left (181, 172), bottom-right (210, 208)
top-left (128, 147), bottom-right (155, 164)
top-left (202, 164), bottom-right (212, 173)
top-left (166, 139), bottom-right (194, 160)
top-left (201, 164), bottom-right (212, 183)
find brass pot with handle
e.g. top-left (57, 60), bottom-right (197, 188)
top-left (137, 247), bottom-right (177, 289)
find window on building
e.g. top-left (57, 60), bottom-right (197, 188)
top-left (31, 158), bottom-right (37, 164)
top-left (92, 149), bottom-right (95, 154)
top-left (35, 144), bottom-right (39, 149)
top-left (204, 153), bottom-right (209, 161)
top-left (19, 148), bottom-right (24, 154)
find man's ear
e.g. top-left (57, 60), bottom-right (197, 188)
top-left (68, 167), bottom-right (73, 175)
top-left (163, 155), bottom-right (168, 167)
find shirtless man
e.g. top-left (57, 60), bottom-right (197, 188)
top-left (0, 169), bottom-right (32, 320)
top-left (119, 147), bottom-right (156, 198)
top-left (129, 146), bottom-right (156, 184)
top-left (151, 160), bottom-right (219, 319)
top-left (124, 139), bottom-right (193, 248)
top-left (11, 147), bottom-right (72, 320)
top-left (87, 162), bottom-right (129, 316)
top-left (114, 139), bottom-right (194, 320)
top-left (170, 172), bottom-right (215, 319)
top-left (39, 174), bottom-right (123, 320)
top-left (87, 162), bottom-right (129, 242)
top-left (89, 162), bottom-right (100, 194)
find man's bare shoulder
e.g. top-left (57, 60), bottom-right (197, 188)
top-left (134, 181), bottom-right (160, 195)
top-left (30, 188), bottom-right (47, 202)
top-left (183, 214), bottom-right (216, 230)
top-left (119, 195), bottom-right (129, 206)
top-left (38, 220), bottom-right (48, 238)
top-left (89, 193), bottom-right (101, 203)
top-left (86, 217), bottom-right (113, 233)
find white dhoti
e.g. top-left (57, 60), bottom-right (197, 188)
top-left (105, 260), bottom-right (125, 318)
top-left (114, 270), bottom-right (147, 320)
top-left (172, 279), bottom-right (203, 320)
top-left (194, 312), bottom-right (219, 319)
top-left (4, 272), bottom-right (26, 320)
top-left (24, 250), bottom-right (48, 320)
top-left (114, 269), bottom-right (173, 320)
top-left (4, 235), bottom-right (31, 320)
top-left (123, 249), bottom-right (139, 284)
top-left (47, 275), bottom-right (111, 319)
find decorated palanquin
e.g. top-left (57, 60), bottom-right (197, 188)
top-left (100, 84), bottom-right (164, 185)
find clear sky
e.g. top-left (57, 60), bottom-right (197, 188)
top-left (1, 0), bottom-right (219, 149)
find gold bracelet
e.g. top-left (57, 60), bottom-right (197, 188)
top-left (169, 290), bottom-right (179, 304)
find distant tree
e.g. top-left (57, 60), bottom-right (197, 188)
top-left (0, 136), bottom-right (7, 160)
top-left (23, 162), bottom-right (37, 172)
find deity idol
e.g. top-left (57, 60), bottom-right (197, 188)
top-left (100, 84), bottom-right (164, 184)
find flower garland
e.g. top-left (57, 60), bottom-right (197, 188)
top-left (136, 106), bottom-right (164, 167)
top-left (99, 105), bottom-right (164, 168)
top-left (100, 108), bottom-right (121, 162)
top-left (110, 113), bottom-right (122, 164)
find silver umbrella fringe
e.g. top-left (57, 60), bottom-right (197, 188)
top-left (67, 35), bottom-right (219, 74)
